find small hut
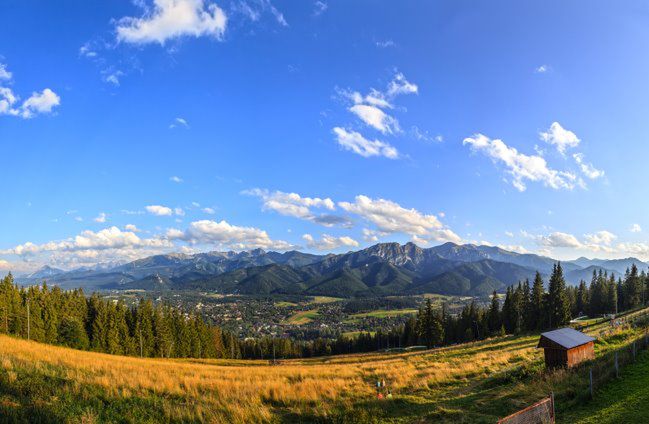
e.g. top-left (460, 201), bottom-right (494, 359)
top-left (537, 327), bottom-right (595, 368)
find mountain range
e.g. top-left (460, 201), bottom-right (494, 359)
top-left (15, 242), bottom-right (649, 298)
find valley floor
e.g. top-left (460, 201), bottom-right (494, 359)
top-left (0, 311), bottom-right (647, 423)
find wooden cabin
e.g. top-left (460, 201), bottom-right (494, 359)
top-left (537, 327), bottom-right (595, 368)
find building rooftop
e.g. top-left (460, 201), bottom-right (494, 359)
top-left (537, 327), bottom-right (595, 349)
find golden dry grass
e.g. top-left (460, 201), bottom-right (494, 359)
top-left (0, 311), bottom-right (645, 423)
top-left (0, 333), bottom-right (542, 422)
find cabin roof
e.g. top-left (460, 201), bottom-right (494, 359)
top-left (537, 327), bottom-right (595, 349)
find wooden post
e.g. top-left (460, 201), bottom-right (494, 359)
top-left (26, 299), bottom-right (30, 341)
top-left (615, 351), bottom-right (619, 378)
top-left (589, 368), bottom-right (594, 399)
top-left (550, 392), bottom-right (555, 421)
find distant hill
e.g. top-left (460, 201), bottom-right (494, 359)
top-left (19, 242), bottom-right (649, 298)
top-left (566, 257), bottom-right (648, 276)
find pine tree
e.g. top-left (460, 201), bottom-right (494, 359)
top-left (529, 272), bottom-right (545, 330)
top-left (487, 290), bottom-right (501, 335)
top-left (576, 280), bottom-right (588, 317)
top-left (547, 263), bottom-right (571, 328)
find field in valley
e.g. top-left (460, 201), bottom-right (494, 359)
top-left (2, 309), bottom-right (649, 424)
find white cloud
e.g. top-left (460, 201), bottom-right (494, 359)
top-left (505, 231), bottom-right (514, 238)
top-left (174, 207), bottom-right (185, 216)
top-left (339, 195), bottom-right (461, 243)
top-left (233, 0), bottom-right (287, 26)
top-left (202, 207), bottom-right (216, 214)
top-left (498, 244), bottom-right (530, 254)
top-left (464, 133), bottom-right (578, 191)
top-left (631, 224), bottom-right (642, 233)
top-left (332, 127), bottom-right (399, 159)
top-left (124, 224), bottom-right (140, 232)
top-left (573, 153), bottom-right (604, 179)
top-left (535, 64), bottom-right (550, 74)
top-left (302, 233), bottom-right (359, 251)
top-left (584, 230), bottom-right (617, 246)
top-left (386, 72), bottom-right (418, 97)
top-left (116, 0), bottom-right (227, 45)
top-left (170, 175), bottom-right (183, 183)
top-left (94, 212), bottom-right (107, 223)
top-left (334, 72), bottom-right (418, 155)
top-left (170, 117), bottom-right (189, 129)
top-left (313, 1), bottom-right (327, 16)
top-left (349, 104), bottom-right (399, 134)
top-left (539, 122), bottom-right (580, 154)
top-left (528, 230), bottom-right (617, 254)
top-left (167, 219), bottom-right (293, 250)
top-left (102, 69), bottom-right (124, 87)
top-left (0, 72), bottom-right (61, 118)
top-left (20, 89), bottom-right (61, 118)
top-left (617, 242), bottom-right (649, 258)
top-left (0, 259), bottom-right (12, 270)
top-left (537, 231), bottom-right (582, 248)
top-left (375, 40), bottom-right (396, 48)
top-left (2, 226), bottom-right (171, 257)
top-left (146, 205), bottom-right (174, 216)
top-left (243, 188), bottom-right (350, 227)
top-left (0, 63), bottom-right (12, 80)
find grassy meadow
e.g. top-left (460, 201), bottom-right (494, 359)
top-left (1, 309), bottom-right (648, 423)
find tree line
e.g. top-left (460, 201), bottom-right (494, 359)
top-left (0, 273), bottom-right (241, 359)
top-left (2, 263), bottom-right (648, 360)
top-left (402, 263), bottom-right (649, 349)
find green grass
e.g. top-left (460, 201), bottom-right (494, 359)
top-left (308, 296), bottom-right (342, 304)
top-left (274, 301), bottom-right (297, 307)
top-left (283, 309), bottom-right (320, 324)
top-left (345, 308), bottom-right (418, 322)
top-left (560, 349), bottom-right (649, 423)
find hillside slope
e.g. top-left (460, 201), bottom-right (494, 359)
top-left (0, 316), bottom-right (644, 423)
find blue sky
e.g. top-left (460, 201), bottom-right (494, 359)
top-left (2, 0), bottom-right (649, 271)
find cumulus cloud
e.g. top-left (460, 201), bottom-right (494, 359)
top-left (539, 122), bottom-right (580, 154)
top-left (116, 0), bottom-right (227, 45)
top-left (338, 72), bottom-right (417, 134)
top-left (243, 188), bottom-right (350, 227)
top-left (464, 133), bottom-right (578, 191)
top-left (146, 205), bottom-right (174, 216)
top-left (94, 212), bottom-right (107, 223)
top-left (584, 230), bottom-right (617, 246)
top-left (302, 233), bottom-right (359, 251)
top-left (386, 72), bottom-right (418, 97)
top-left (333, 127), bottom-right (398, 159)
top-left (167, 219), bottom-right (293, 250)
top-left (169, 175), bottom-right (183, 183)
top-left (20, 89), bottom-right (61, 118)
top-left (631, 224), bottom-right (642, 233)
top-left (537, 231), bottom-right (583, 248)
top-left (0, 63), bottom-right (12, 80)
top-left (202, 207), bottom-right (216, 214)
top-left (573, 153), bottom-right (604, 179)
top-left (0, 67), bottom-right (61, 120)
top-left (528, 230), bottom-right (617, 254)
top-left (535, 64), bottom-right (550, 74)
top-left (124, 224), bottom-right (140, 232)
top-left (339, 195), bottom-right (461, 243)
top-left (2, 226), bottom-right (171, 258)
top-left (349, 104), bottom-right (399, 134)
